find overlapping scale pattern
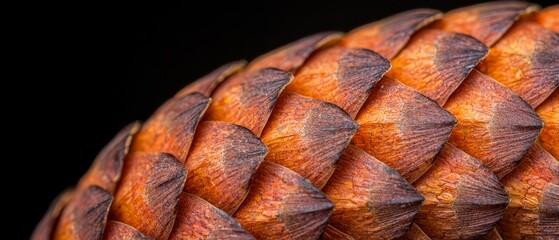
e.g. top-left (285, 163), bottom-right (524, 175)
top-left (34, 2), bottom-right (559, 239)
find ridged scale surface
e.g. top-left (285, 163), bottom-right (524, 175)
top-left (34, 2), bottom-right (558, 240)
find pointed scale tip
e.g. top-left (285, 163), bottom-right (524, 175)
top-left (78, 121), bottom-right (140, 194)
top-left (103, 221), bottom-right (149, 240)
top-left (176, 60), bottom-right (247, 97)
top-left (498, 144), bottom-right (559, 239)
top-left (445, 70), bottom-right (544, 178)
top-left (204, 68), bottom-right (293, 136)
top-left (110, 152), bottom-right (186, 240)
top-left (387, 28), bottom-right (489, 105)
top-left (169, 193), bottom-right (254, 240)
top-left (184, 121), bottom-right (268, 214)
top-left (401, 224), bottom-right (431, 240)
top-left (322, 146), bottom-right (424, 239)
top-left (353, 77), bottom-right (456, 182)
top-left (247, 32), bottom-right (342, 73)
top-left (54, 186), bottom-right (113, 240)
top-left (536, 89), bottom-right (558, 159)
top-left (287, 46), bottom-right (391, 118)
top-left (131, 92), bottom-right (210, 164)
top-left (414, 144), bottom-right (508, 239)
top-left (234, 161), bottom-right (334, 239)
top-left (478, 20), bottom-right (559, 108)
top-left (434, 1), bottom-right (539, 46)
top-left (342, 8), bottom-right (443, 59)
top-left (261, 92), bottom-right (358, 188)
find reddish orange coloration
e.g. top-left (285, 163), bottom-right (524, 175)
top-left (261, 92), bottom-right (358, 188)
top-left (322, 225), bottom-right (354, 240)
top-left (169, 193), bottom-right (253, 239)
top-left (110, 152), bottom-right (186, 240)
top-left (352, 77), bottom-right (456, 182)
top-left (533, 6), bottom-right (559, 32)
top-left (176, 61), bottom-right (246, 97)
top-left (322, 146), bottom-right (423, 239)
top-left (286, 46), bottom-right (390, 117)
top-left (183, 121), bottom-right (267, 214)
top-left (537, 89), bottom-right (558, 159)
top-left (234, 161), bottom-right (333, 239)
top-left (32, 189), bottom-right (74, 240)
top-left (482, 228), bottom-right (503, 240)
top-left (478, 20), bottom-right (559, 107)
top-left (401, 224), bottom-right (431, 240)
top-left (388, 29), bottom-right (488, 105)
top-left (342, 9), bottom-right (442, 59)
top-left (498, 144), bottom-right (559, 239)
top-left (34, 3), bottom-right (559, 239)
top-left (413, 144), bottom-right (508, 239)
top-left (445, 70), bottom-right (544, 178)
top-left (131, 93), bottom-right (210, 163)
top-left (54, 186), bottom-right (113, 240)
top-left (77, 122), bottom-right (139, 194)
top-left (248, 32), bottom-right (341, 73)
top-left (204, 68), bottom-right (293, 136)
top-left (103, 221), bottom-right (149, 240)
top-left (434, 1), bottom-right (538, 46)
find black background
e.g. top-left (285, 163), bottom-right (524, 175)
top-left (13, 0), bottom-right (554, 238)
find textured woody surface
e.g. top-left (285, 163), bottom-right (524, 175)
top-left (169, 193), bottom-right (253, 239)
top-left (35, 2), bottom-right (559, 240)
top-left (352, 77), bottom-right (457, 182)
top-left (537, 90), bottom-right (559, 159)
top-left (401, 224), bottom-right (432, 240)
top-left (477, 20), bottom-right (559, 107)
top-left (444, 70), bottom-right (544, 178)
top-left (322, 146), bottom-right (423, 239)
top-left (261, 92), bottom-right (358, 188)
top-left (183, 121), bottom-right (267, 214)
top-left (413, 144), bottom-right (508, 239)
top-left (110, 152), bottom-right (186, 239)
top-left (54, 186), bottom-right (113, 240)
top-left (103, 221), bottom-right (149, 240)
top-left (498, 144), bottom-right (559, 239)
top-left (233, 161), bottom-right (334, 239)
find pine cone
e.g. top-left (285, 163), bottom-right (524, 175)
top-left (33, 2), bottom-right (558, 240)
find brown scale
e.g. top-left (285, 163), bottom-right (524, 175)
top-left (286, 46), bottom-right (390, 118)
top-left (176, 60), bottom-right (246, 97)
top-left (233, 161), bottom-right (334, 239)
top-left (182, 121), bottom-right (267, 214)
top-left (322, 146), bottom-right (423, 239)
top-left (413, 144), bottom-right (508, 239)
top-left (444, 70), bottom-right (544, 179)
top-left (498, 144), bottom-right (559, 239)
top-left (400, 224), bottom-right (432, 240)
top-left (131, 92), bottom-right (210, 164)
top-left (352, 77), bottom-right (457, 183)
top-left (203, 68), bottom-right (293, 136)
top-left (109, 152), bottom-right (186, 240)
top-left (34, 2), bottom-right (559, 239)
top-left (477, 19), bottom-right (559, 108)
top-left (261, 92), bottom-right (358, 188)
top-left (168, 193), bottom-right (253, 239)
top-left (537, 89), bottom-right (558, 159)
top-left (54, 186), bottom-right (113, 240)
top-left (103, 221), bottom-right (149, 240)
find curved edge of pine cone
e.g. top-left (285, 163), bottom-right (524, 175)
top-left (34, 2), bottom-right (559, 240)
